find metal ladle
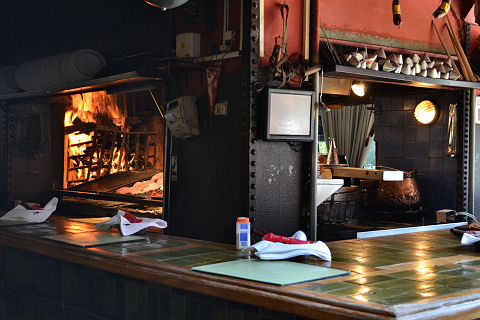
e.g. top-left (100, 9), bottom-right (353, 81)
top-left (445, 103), bottom-right (457, 157)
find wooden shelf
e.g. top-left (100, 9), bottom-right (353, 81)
top-left (324, 64), bottom-right (480, 90)
top-left (0, 71), bottom-right (162, 102)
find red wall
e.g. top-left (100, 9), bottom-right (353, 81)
top-left (262, 0), bottom-right (305, 67)
top-left (260, 0), bottom-right (467, 67)
top-left (167, 0), bottom-right (243, 96)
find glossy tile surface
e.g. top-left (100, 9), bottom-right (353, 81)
top-left (4, 217), bottom-right (480, 311)
top-left (302, 229), bottom-right (480, 306)
top-left (97, 238), bottom-right (187, 255)
top-left (140, 246), bottom-right (247, 268)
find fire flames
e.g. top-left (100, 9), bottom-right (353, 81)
top-left (64, 91), bottom-right (126, 187)
top-left (64, 91), bottom-right (125, 128)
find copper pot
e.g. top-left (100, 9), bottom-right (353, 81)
top-left (376, 170), bottom-right (421, 210)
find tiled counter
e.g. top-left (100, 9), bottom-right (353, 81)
top-left (1, 216), bottom-right (480, 319)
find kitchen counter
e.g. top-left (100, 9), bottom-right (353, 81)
top-left (1, 216), bottom-right (480, 319)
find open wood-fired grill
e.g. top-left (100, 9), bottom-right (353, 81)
top-left (0, 71), bottom-right (167, 217)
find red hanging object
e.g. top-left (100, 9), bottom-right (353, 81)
top-left (433, 0), bottom-right (451, 18)
top-left (392, 0), bottom-right (402, 26)
top-left (206, 62), bottom-right (223, 118)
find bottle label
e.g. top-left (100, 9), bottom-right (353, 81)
top-left (240, 223), bottom-right (249, 229)
top-left (240, 233), bottom-right (248, 241)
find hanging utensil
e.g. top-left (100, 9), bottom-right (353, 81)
top-left (445, 103), bottom-right (457, 157)
top-left (319, 69), bottom-right (330, 111)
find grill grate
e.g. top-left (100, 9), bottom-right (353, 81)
top-left (65, 125), bottom-right (160, 188)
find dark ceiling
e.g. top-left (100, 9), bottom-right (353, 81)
top-left (0, 0), bottom-right (169, 68)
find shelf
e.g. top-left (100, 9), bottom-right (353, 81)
top-left (0, 71), bottom-right (162, 102)
top-left (324, 64), bottom-right (480, 90)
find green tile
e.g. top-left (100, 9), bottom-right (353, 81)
top-left (403, 273), bottom-right (453, 282)
top-left (382, 292), bottom-right (425, 305)
top-left (368, 279), bottom-right (435, 291)
top-left (448, 280), bottom-right (480, 290)
top-left (347, 275), bottom-right (395, 285)
top-left (427, 276), bottom-right (474, 286)
top-left (362, 287), bottom-right (410, 299)
top-left (141, 246), bottom-right (223, 261)
top-left (164, 254), bottom-right (238, 268)
top-left (348, 287), bottom-right (410, 305)
top-left (438, 268), bottom-right (478, 277)
top-left (458, 271), bottom-right (480, 280)
top-left (457, 259), bottom-right (480, 266)
top-left (303, 281), bottom-right (358, 293)
top-left (328, 285), bottom-right (376, 297)
top-left (415, 286), bottom-right (464, 298)
top-left (387, 266), bottom-right (454, 279)
top-left (99, 239), bottom-right (186, 255)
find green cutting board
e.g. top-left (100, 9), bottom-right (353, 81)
top-left (43, 231), bottom-right (145, 247)
top-left (192, 259), bottom-right (349, 285)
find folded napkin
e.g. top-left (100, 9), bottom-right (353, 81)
top-left (461, 231), bottom-right (480, 245)
top-left (94, 210), bottom-right (167, 236)
top-left (0, 197), bottom-right (58, 223)
top-left (245, 231), bottom-right (332, 261)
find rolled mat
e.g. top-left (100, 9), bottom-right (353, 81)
top-left (14, 49), bottom-right (106, 91)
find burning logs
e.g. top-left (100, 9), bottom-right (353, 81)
top-left (65, 127), bottom-right (161, 187)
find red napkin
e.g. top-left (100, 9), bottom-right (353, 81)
top-left (123, 210), bottom-right (142, 223)
top-left (151, 191), bottom-right (162, 199)
top-left (262, 233), bottom-right (314, 244)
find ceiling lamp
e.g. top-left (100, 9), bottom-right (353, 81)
top-left (143, 0), bottom-right (189, 10)
top-left (414, 100), bottom-right (438, 125)
top-left (351, 81), bottom-right (366, 97)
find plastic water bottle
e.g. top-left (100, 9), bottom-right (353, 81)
top-left (236, 217), bottom-right (250, 249)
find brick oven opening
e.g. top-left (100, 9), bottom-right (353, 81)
top-left (58, 89), bottom-right (165, 216)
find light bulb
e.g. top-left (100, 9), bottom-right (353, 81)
top-left (351, 82), bottom-right (366, 97)
top-left (414, 100), bottom-right (437, 125)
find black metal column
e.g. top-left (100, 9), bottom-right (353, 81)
top-left (0, 104), bottom-right (7, 209)
top-left (247, 0), bottom-right (258, 234)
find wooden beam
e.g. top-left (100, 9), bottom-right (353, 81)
top-left (460, 0), bottom-right (475, 20)
top-left (321, 167), bottom-right (384, 180)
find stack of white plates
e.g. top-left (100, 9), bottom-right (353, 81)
top-left (14, 49), bottom-right (106, 91)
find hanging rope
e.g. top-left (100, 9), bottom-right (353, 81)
top-left (254, 3), bottom-right (307, 92)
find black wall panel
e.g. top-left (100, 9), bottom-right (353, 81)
top-left (0, 107), bottom-right (6, 208)
top-left (375, 91), bottom-right (458, 212)
top-left (167, 69), bottom-right (247, 243)
top-left (5, 102), bottom-right (64, 206)
top-left (253, 141), bottom-right (305, 238)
